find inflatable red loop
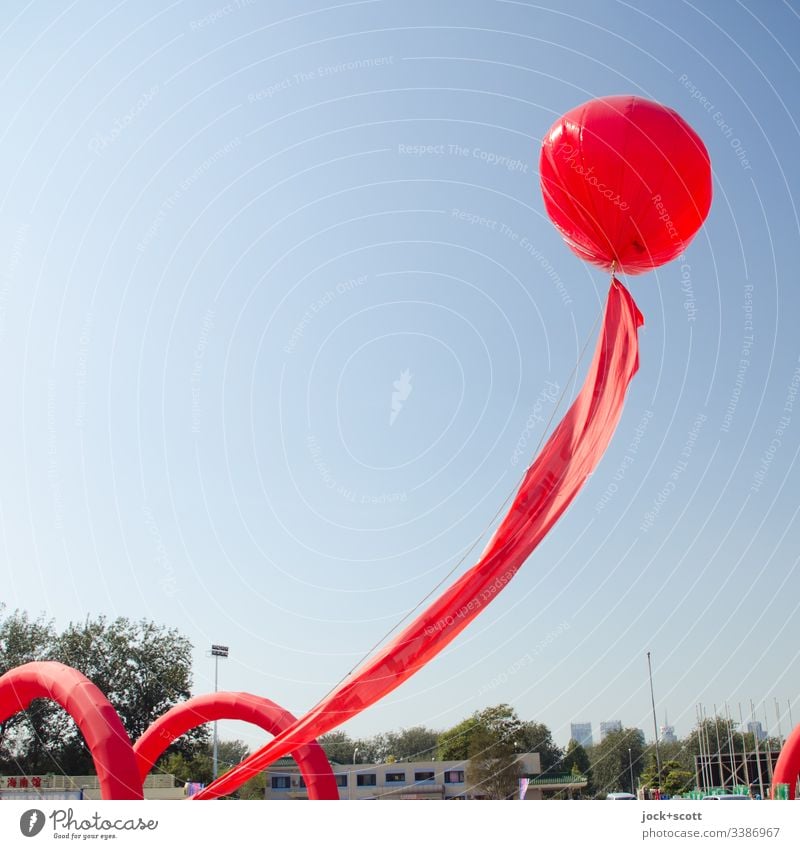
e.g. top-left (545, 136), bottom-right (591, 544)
top-left (134, 691), bottom-right (338, 800)
top-left (0, 661), bottom-right (143, 800)
top-left (771, 723), bottom-right (800, 798)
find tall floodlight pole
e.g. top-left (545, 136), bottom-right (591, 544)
top-left (211, 644), bottom-right (229, 781)
top-left (647, 652), bottom-right (662, 785)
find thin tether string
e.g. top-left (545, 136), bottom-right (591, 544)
top-left (311, 271), bottom-right (615, 706)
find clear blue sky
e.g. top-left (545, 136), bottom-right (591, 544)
top-left (2, 0), bottom-right (800, 751)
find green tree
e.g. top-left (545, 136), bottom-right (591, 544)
top-left (562, 738), bottom-right (592, 794)
top-left (588, 728), bottom-right (645, 797)
top-left (237, 771), bottom-right (267, 800)
top-left (519, 721), bottom-right (563, 773)
top-left (465, 706), bottom-right (524, 799)
top-left (640, 752), bottom-right (665, 790)
top-left (318, 730), bottom-right (357, 764)
top-left (0, 608), bottom-right (206, 775)
top-left (156, 739), bottom-right (251, 793)
top-left (158, 751), bottom-right (212, 785)
top-left (383, 726), bottom-right (439, 762)
top-left (212, 739), bottom-right (249, 773)
top-left (0, 607), bottom-right (59, 774)
top-left (662, 761), bottom-right (694, 796)
top-left (562, 739), bottom-right (591, 776)
top-left (437, 715), bottom-right (480, 760)
top-left (50, 616), bottom-right (205, 772)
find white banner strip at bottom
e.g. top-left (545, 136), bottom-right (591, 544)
top-left (1, 800), bottom-right (799, 848)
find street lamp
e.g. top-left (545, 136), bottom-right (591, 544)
top-left (211, 644), bottom-right (229, 781)
top-left (346, 748), bottom-right (360, 801)
top-left (629, 748), bottom-right (635, 797)
top-left (647, 652), bottom-right (662, 786)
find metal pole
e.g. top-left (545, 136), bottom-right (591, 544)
top-left (702, 705), bottom-right (714, 790)
top-left (724, 704), bottom-right (737, 789)
top-left (739, 702), bottom-right (750, 793)
top-left (629, 748), bottom-right (634, 797)
top-left (647, 652), bottom-right (662, 784)
top-left (350, 747), bottom-right (359, 800)
top-left (738, 703), bottom-right (750, 792)
top-left (213, 653), bottom-right (219, 781)
top-left (713, 705), bottom-right (724, 790)
top-left (696, 704), bottom-right (709, 792)
top-left (751, 700), bottom-right (765, 799)
top-left (764, 703), bottom-right (774, 788)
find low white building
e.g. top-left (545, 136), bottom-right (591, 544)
top-left (265, 753), bottom-right (587, 800)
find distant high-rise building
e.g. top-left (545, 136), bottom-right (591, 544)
top-left (747, 721), bottom-right (766, 742)
top-left (600, 720), bottom-right (622, 741)
top-left (660, 711), bottom-right (677, 743)
top-left (660, 724), bottom-right (677, 743)
top-left (570, 722), bottom-right (593, 747)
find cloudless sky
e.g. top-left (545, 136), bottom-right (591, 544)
top-left (2, 0), bottom-right (800, 753)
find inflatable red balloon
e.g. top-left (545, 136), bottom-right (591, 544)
top-left (540, 95), bottom-right (712, 275)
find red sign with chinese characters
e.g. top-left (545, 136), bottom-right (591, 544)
top-left (3, 776), bottom-right (43, 788)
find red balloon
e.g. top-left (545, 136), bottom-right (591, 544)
top-left (540, 95), bottom-right (712, 275)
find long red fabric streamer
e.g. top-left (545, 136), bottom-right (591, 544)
top-left (196, 277), bottom-right (643, 799)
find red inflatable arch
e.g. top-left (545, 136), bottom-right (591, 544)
top-left (0, 661), bottom-right (143, 799)
top-left (771, 723), bottom-right (800, 798)
top-left (134, 691), bottom-right (339, 800)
